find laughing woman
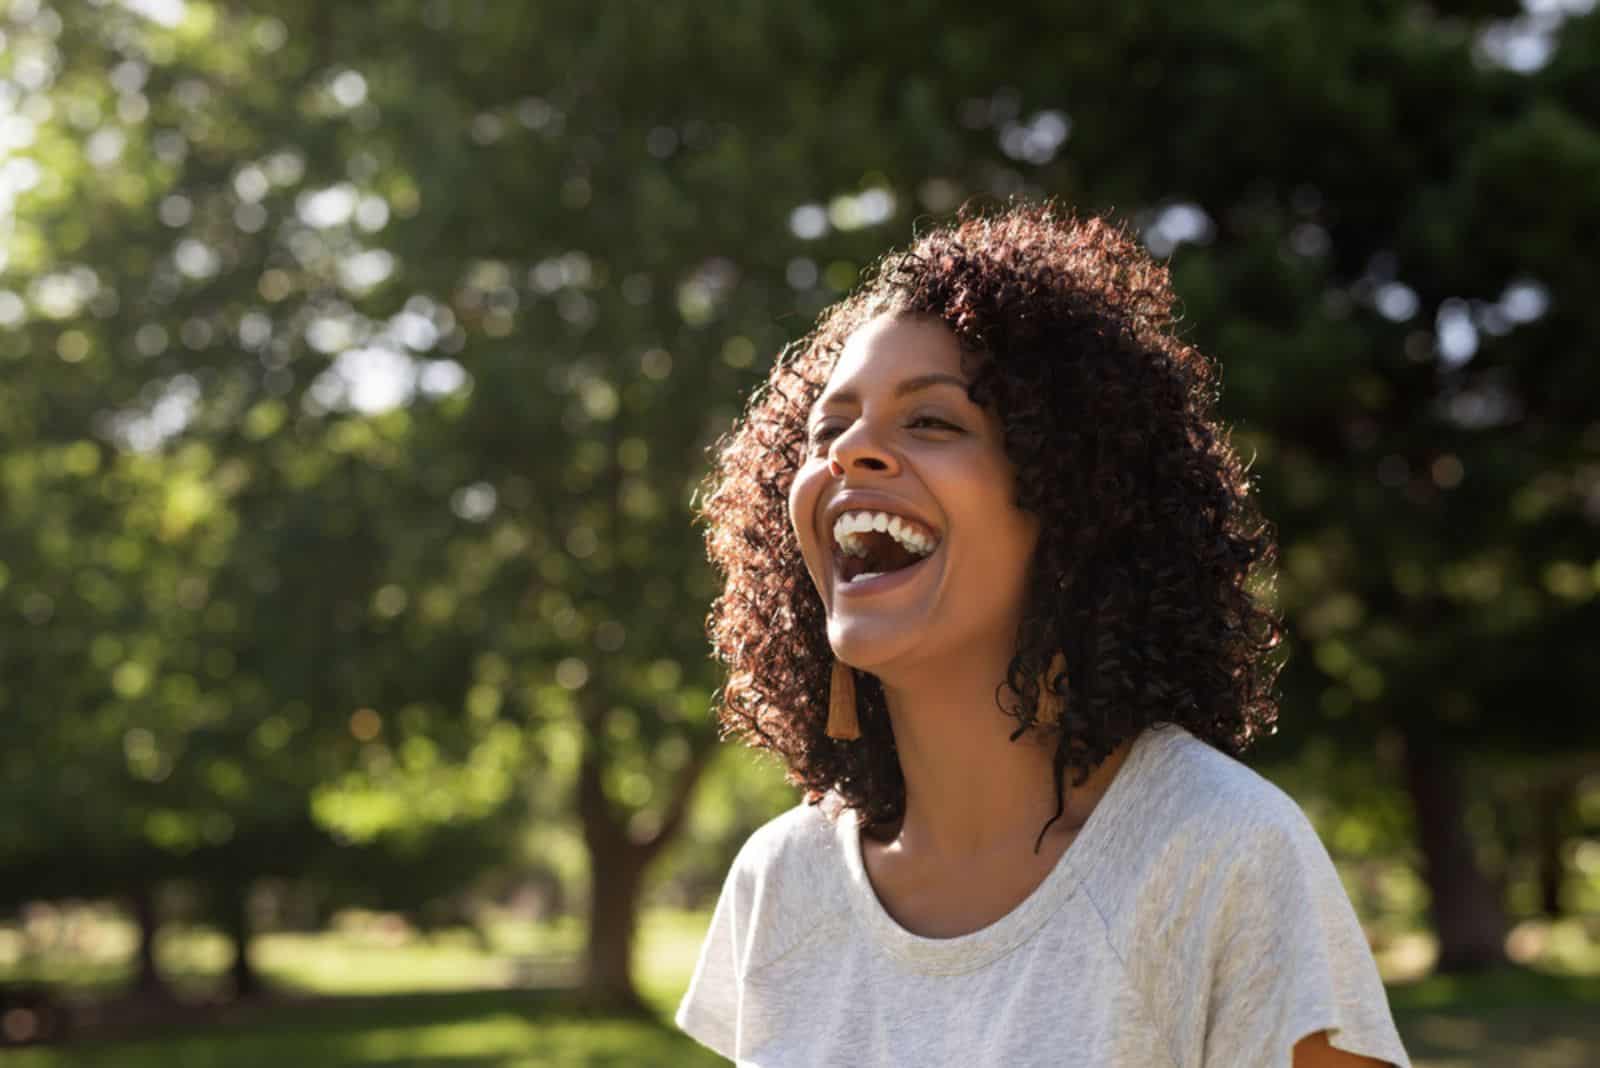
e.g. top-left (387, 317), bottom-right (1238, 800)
top-left (677, 199), bottom-right (1411, 1068)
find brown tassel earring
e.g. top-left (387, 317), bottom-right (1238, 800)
top-left (1037, 650), bottom-right (1068, 727)
top-left (827, 658), bottom-right (860, 739)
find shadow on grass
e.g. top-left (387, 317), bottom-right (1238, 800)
top-left (11, 968), bottom-right (1600, 1068)
top-left (6, 987), bottom-right (726, 1068)
top-left (1387, 964), bottom-right (1600, 1012)
top-left (1390, 967), bottom-right (1600, 1068)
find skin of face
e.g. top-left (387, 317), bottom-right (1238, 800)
top-left (788, 311), bottom-right (1043, 717)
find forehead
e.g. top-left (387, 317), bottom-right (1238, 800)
top-left (813, 315), bottom-right (967, 411)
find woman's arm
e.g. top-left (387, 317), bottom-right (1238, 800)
top-left (1293, 1028), bottom-right (1397, 1067)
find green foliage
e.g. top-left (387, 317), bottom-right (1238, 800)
top-left (2, 0), bottom-right (1597, 1004)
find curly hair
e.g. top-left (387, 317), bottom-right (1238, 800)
top-left (694, 197), bottom-right (1285, 852)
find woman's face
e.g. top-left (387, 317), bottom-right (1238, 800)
top-left (788, 312), bottom-right (1041, 675)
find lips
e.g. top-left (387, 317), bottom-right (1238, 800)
top-left (818, 494), bottom-right (944, 605)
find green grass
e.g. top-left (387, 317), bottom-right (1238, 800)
top-left (1388, 969), bottom-right (1600, 1068)
top-left (0, 907), bottom-right (595, 998)
top-left (1, 908), bottom-right (720, 1067)
top-left (1, 989), bottom-right (726, 1067)
top-left (3, 907), bottom-right (1598, 1066)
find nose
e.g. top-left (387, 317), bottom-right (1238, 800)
top-left (827, 421), bottom-right (896, 476)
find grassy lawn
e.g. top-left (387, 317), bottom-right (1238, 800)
top-left (1, 907), bottom-right (1597, 1066)
top-left (1388, 969), bottom-right (1600, 1068)
top-left (0, 989), bottom-right (727, 1068)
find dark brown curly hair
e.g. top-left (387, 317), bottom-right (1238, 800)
top-left (694, 197), bottom-right (1285, 852)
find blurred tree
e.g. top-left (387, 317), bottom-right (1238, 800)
top-left (0, 0), bottom-right (537, 1000)
top-left (4, 0), bottom-right (1597, 1013)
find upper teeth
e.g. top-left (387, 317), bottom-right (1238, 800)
top-left (832, 510), bottom-right (939, 558)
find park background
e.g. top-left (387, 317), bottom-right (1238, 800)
top-left (2, 0), bottom-right (1598, 1064)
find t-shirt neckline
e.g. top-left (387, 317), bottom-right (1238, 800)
top-left (836, 723), bottom-right (1181, 975)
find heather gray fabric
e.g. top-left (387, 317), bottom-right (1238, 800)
top-left (675, 722), bottom-right (1411, 1067)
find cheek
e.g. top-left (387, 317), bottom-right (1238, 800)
top-left (788, 463), bottom-right (826, 547)
top-left (979, 481), bottom-right (1039, 554)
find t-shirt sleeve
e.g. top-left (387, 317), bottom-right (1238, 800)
top-left (1200, 809), bottom-right (1412, 1068)
top-left (674, 855), bottom-right (743, 1060)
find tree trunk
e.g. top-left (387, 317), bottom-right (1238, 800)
top-left (1535, 774), bottom-right (1575, 918)
top-left (129, 884), bottom-right (172, 1000)
top-left (221, 880), bottom-right (261, 1000)
top-left (575, 705), bottom-right (715, 1013)
top-left (581, 829), bottom-right (649, 1012)
top-left (1400, 727), bottom-right (1508, 972)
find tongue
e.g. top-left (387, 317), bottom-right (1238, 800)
top-left (859, 530), bottom-right (921, 575)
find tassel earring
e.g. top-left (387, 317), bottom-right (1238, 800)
top-left (827, 658), bottom-right (860, 739)
top-left (1037, 650), bottom-right (1068, 727)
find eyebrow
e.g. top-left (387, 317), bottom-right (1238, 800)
top-left (812, 373), bottom-right (972, 414)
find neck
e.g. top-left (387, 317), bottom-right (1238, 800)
top-left (865, 641), bottom-right (1133, 863)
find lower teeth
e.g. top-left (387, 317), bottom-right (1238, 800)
top-left (850, 571), bottom-right (886, 584)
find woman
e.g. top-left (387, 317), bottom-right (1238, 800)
top-left (677, 199), bottom-right (1411, 1067)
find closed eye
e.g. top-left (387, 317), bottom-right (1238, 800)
top-left (809, 417), bottom-right (960, 444)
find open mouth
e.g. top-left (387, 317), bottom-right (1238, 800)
top-left (832, 530), bottom-right (940, 595)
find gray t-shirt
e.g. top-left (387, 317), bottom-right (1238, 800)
top-left (675, 722), bottom-right (1412, 1067)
